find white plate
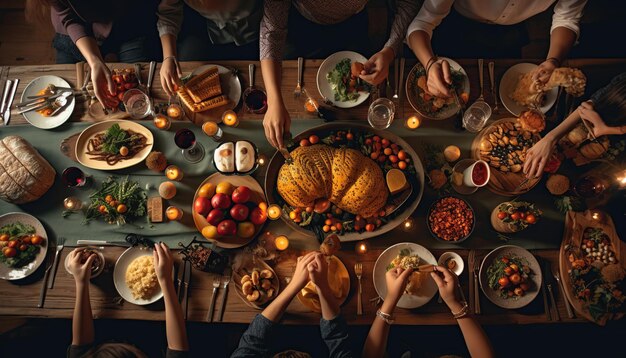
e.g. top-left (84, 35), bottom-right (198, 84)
top-left (0, 212), bottom-right (49, 280)
top-left (373, 242), bottom-right (438, 309)
top-left (499, 63), bottom-right (558, 116)
top-left (20, 75), bottom-right (75, 129)
top-left (113, 246), bottom-right (163, 305)
top-left (191, 64), bottom-right (242, 109)
top-left (316, 51), bottom-right (370, 108)
top-left (438, 252), bottom-right (464, 276)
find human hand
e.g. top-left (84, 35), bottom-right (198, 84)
top-left (385, 266), bottom-right (413, 305)
top-left (263, 102), bottom-right (291, 149)
top-left (523, 136), bottom-right (556, 178)
top-left (288, 252), bottom-right (318, 292)
top-left (430, 265), bottom-right (461, 309)
top-left (90, 60), bottom-right (118, 110)
top-left (307, 253), bottom-right (330, 294)
top-left (160, 57), bottom-right (182, 98)
top-left (153, 242), bottom-right (174, 285)
top-left (359, 47), bottom-right (394, 85)
top-left (67, 248), bottom-right (95, 284)
top-left (531, 60), bottom-right (557, 88)
top-left (426, 59), bottom-right (452, 98)
top-left (578, 101), bottom-right (611, 137)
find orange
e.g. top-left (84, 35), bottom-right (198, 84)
top-left (202, 225), bottom-right (218, 239)
top-left (198, 182), bottom-right (216, 198)
top-left (215, 181), bottom-right (234, 195)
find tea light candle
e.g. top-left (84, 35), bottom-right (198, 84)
top-left (167, 103), bottom-right (184, 120)
top-left (402, 217), bottom-right (415, 231)
top-left (304, 97), bottom-right (319, 113)
top-left (166, 206), bottom-right (183, 221)
top-left (202, 121), bottom-right (223, 141)
top-left (615, 169), bottom-right (626, 188)
top-left (592, 211), bottom-right (603, 221)
top-left (153, 114), bottom-right (171, 130)
top-left (267, 204), bottom-right (282, 220)
top-left (405, 115), bottom-right (421, 130)
top-left (222, 110), bottom-right (239, 127)
top-left (356, 240), bottom-right (369, 255)
top-left (274, 235), bottom-right (289, 251)
top-left (256, 154), bottom-right (267, 166)
top-left (63, 196), bottom-right (82, 211)
top-left (165, 165), bottom-right (183, 181)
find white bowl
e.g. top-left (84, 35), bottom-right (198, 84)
top-left (437, 252), bottom-right (464, 276)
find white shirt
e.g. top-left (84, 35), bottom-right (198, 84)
top-left (406, 0), bottom-right (587, 41)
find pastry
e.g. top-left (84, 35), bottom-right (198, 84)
top-left (214, 142), bottom-right (235, 173)
top-left (235, 141), bottom-right (255, 173)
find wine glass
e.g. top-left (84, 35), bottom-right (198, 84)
top-left (367, 98), bottom-right (395, 129)
top-left (62, 167), bottom-right (89, 187)
top-left (174, 128), bottom-right (205, 163)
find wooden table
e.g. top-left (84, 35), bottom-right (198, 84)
top-left (0, 59), bottom-right (625, 325)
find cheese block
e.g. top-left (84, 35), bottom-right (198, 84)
top-left (0, 135), bottom-right (55, 204)
top-left (214, 142), bottom-right (234, 173)
top-left (386, 168), bottom-right (409, 195)
top-left (235, 141), bottom-right (255, 173)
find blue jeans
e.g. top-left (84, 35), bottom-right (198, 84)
top-left (53, 33), bottom-right (160, 64)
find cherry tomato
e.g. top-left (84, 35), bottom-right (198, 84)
top-left (503, 266), bottom-right (513, 276)
top-left (509, 263), bottom-right (519, 272)
top-left (383, 148), bottom-right (392, 156)
top-left (525, 214), bottom-right (537, 224)
top-left (381, 138), bottom-right (390, 148)
top-left (586, 240), bottom-right (594, 248)
top-left (514, 287), bottom-right (525, 296)
top-left (346, 132), bottom-right (354, 140)
top-left (372, 136), bottom-right (381, 143)
top-left (19, 244), bottom-right (28, 252)
top-left (365, 138), bottom-right (372, 145)
top-left (21, 236), bottom-right (32, 245)
top-left (519, 211), bottom-right (526, 219)
top-left (365, 224), bottom-right (375, 232)
top-left (388, 154), bottom-right (399, 164)
top-left (0, 234), bottom-right (8, 242)
top-left (509, 273), bottom-right (522, 285)
top-left (3, 247), bottom-right (16, 258)
top-left (497, 211), bottom-right (507, 220)
top-left (498, 277), bottom-right (510, 287)
top-left (116, 204), bottom-right (128, 214)
top-left (397, 150), bottom-right (407, 161)
top-left (308, 135), bottom-right (320, 144)
top-left (501, 257), bottom-right (510, 264)
top-left (30, 235), bottom-right (43, 245)
top-left (370, 152), bottom-right (379, 160)
top-left (299, 139), bottom-right (310, 147)
top-left (105, 195), bottom-right (114, 203)
top-left (519, 283), bottom-right (530, 291)
top-left (7, 240), bottom-right (18, 249)
top-left (398, 161), bottom-right (407, 170)
top-left (510, 212), bottom-right (521, 221)
top-left (322, 225), bottom-right (330, 233)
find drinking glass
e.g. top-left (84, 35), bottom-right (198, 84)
top-left (462, 101), bottom-right (492, 133)
top-left (122, 88), bottom-right (153, 119)
top-left (62, 167), bottom-right (88, 187)
top-left (367, 98), bottom-right (395, 129)
top-left (174, 128), bottom-right (205, 163)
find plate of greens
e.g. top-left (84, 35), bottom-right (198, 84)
top-left (317, 51), bottom-right (371, 108)
top-left (0, 212), bottom-right (48, 280)
top-left (75, 120), bottom-right (153, 170)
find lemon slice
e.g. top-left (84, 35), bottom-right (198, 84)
top-left (386, 168), bottom-right (409, 195)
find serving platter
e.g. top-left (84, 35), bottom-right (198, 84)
top-left (232, 254), bottom-right (280, 309)
top-left (75, 120), bottom-right (154, 171)
top-left (113, 246), bottom-right (164, 306)
top-left (264, 122), bottom-right (425, 242)
top-left (183, 64), bottom-right (242, 125)
top-left (297, 255), bottom-right (350, 312)
top-left (20, 75), bottom-right (76, 129)
top-left (316, 51), bottom-right (370, 108)
top-left (0, 212), bottom-right (49, 281)
top-left (499, 63), bottom-right (558, 116)
top-left (470, 118), bottom-right (541, 196)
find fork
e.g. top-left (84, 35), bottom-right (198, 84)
top-left (47, 237), bottom-right (65, 289)
top-left (468, 250), bottom-right (475, 313)
top-left (472, 251), bottom-right (481, 314)
top-left (553, 268), bottom-right (575, 318)
top-left (477, 59), bottom-right (485, 102)
top-left (207, 275), bottom-right (221, 322)
top-left (294, 57), bottom-right (303, 98)
top-left (354, 263), bottom-right (363, 315)
top-left (217, 269), bottom-right (231, 322)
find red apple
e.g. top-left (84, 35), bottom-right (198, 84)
top-left (249, 207), bottom-right (267, 225)
top-left (232, 186), bottom-right (252, 204)
top-left (206, 209), bottom-right (224, 226)
top-left (217, 219), bottom-right (237, 236)
top-left (230, 204), bottom-right (250, 222)
top-left (211, 193), bottom-right (231, 210)
top-left (194, 197), bottom-right (212, 217)
top-left (237, 222), bottom-right (255, 239)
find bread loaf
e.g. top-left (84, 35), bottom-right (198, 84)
top-left (0, 135), bottom-right (55, 204)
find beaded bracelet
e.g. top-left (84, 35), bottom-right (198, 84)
top-left (376, 309), bottom-right (395, 325)
top-left (425, 55), bottom-right (439, 74)
top-left (546, 57), bottom-right (561, 67)
top-left (451, 302), bottom-right (469, 319)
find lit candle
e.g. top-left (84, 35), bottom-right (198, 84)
top-left (222, 110), bottom-right (239, 127)
top-left (405, 115), bottom-right (421, 130)
top-left (167, 103), bottom-right (184, 120)
top-left (615, 169), bottom-right (626, 189)
top-left (355, 240), bottom-right (369, 255)
top-left (202, 121), bottom-right (223, 141)
top-left (165, 165), bottom-right (183, 181)
top-left (267, 204), bottom-right (282, 220)
top-left (591, 211), bottom-right (603, 221)
top-left (402, 217), bottom-right (415, 231)
top-left (256, 154), bottom-right (267, 166)
top-left (153, 114), bottom-right (171, 130)
top-left (274, 235), bottom-right (289, 251)
top-left (166, 206), bottom-right (183, 221)
top-left (304, 97), bottom-right (319, 113)
top-left (63, 196), bottom-right (82, 211)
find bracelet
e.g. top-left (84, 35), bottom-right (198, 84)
top-left (451, 302), bottom-right (469, 319)
top-left (376, 309), bottom-right (395, 325)
top-left (163, 55), bottom-right (177, 64)
top-left (546, 57), bottom-right (561, 67)
top-left (425, 55), bottom-right (439, 75)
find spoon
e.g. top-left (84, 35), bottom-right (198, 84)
top-left (26, 84), bottom-right (76, 99)
top-left (49, 93), bottom-right (71, 116)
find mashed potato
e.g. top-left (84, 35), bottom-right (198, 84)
top-left (125, 255), bottom-right (159, 300)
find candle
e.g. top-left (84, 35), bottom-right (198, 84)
top-left (222, 110), bottom-right (239, 127)
top-left (616, 169), bottom-right (626, 188)
top-left (356, 240), bottom-right (369, 255)
top-left (63, 196), bottom-right (82, 211)
top-left (202, 121), bottom-right (224, 141)
top-left (304, 97), bottom-right (318, 113)
top-left (165, 165), bottom-right (183, 181)
top-left (153, 114), bottom-right (171, 130)
top-left (256, 154), bottom-right (267, 166)
top-left (267, 204), bottom-right (282, 220)
top-left (405, 115), bottom-right (421, 130)
top-left (591, 211), bottom-right (604, 221)
top-left (274, 235), bottom-right (289, 251)
top-left (166, 206), bottom-right (183, 221)
top-left (402, 217), bottom-right (415, 231)
top-left (167, 103), bottom-right (184, 120)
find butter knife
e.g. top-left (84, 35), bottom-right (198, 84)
top-left (4, 79), bottom-right (19, 125)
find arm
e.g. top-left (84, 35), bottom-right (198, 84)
top-left (578, 101), bottom-right (626, 136)
top-left (362, 267), bottom-right (412, 358)
top-left (431, 266), bottom-right (494, 358)
top-left (154, 243), bottom-right (189, 352)
top-left (67, 249), bottom-right (96, 346)
top-left (157, 0), bottom-right (183, 97)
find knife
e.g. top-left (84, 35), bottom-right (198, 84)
top-left (553, 271), bottom-right (575, 319)
top-left (4, 79), bottom-right (19, 125)
top-left (399, 58), bottom-right (405, 119)
top-left (278, 147), bottom-right (293, 165)
top-left (134, 63), bottom-right (144, 89)
top-left (76, 240), bottom-right (131, 247)
top-left (0, 79), bottom-right (12, 119)
top-left (538, 258), bottom-right (551, 321)
top-left (181, 259), bottom-right (192, 320)
top-left (147, 61), bottom-right (156, 97)
top-left (547, 283), bottom-right (560, 321)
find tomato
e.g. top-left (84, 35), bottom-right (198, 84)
top-left (501, 257), bottom-right (510, 264)
top-left (305, 206), bottom-right (313, 213)
top-left (19, 244), bottom-right (28, 252)
top-left (510, 212), bottom-right (521, 221)
top-left (105, 195), bottom-right (114, 203)
top-left (98, 205), bottom-right (108, 214)
top-left (586, 240), bottom-right (594, 248)
top-left (346, 132), bottom-right (354, 140)
top-left (365, 224), bottom-right (375, 232)
top-left (383, 148), bottom-right (392, 156)
top-left (397, 150), bottom-right (407, 161)
top-left (7, 240), bottom-right (18, 249)
top-left (497, 211), bottom-right (507, 220)
top-left (509, 273), bottom-right (522, 285)
top-left (398, 161), bottom-right (407, 170)
top-left (498, 277), bottom-right (510, 287)
top-left (22, 236), bottom-right (32, 245)
top-left (308, 135), bottom-right (319, 144)
top-left (322, 225), bottom-right (330, 232)
top-left (365, 138), bottom-right (372, 145)
top-left (370, 152), bottom-right (379, 160)
top-left (117, 204), bottom-right (128, 214)
top-left (3, 247), bottom-right (16, 258)
top-left (0, 234), bottom-right (8, 242)
top-left (519, 283), bottom-right (530, 291)
top-left (514, 287), bottom-right (525, 296)
top-left (509, 263), bottom-right (519, 272)
top-left (381, 138), bottom-right (390, 148)
top-left (373, 136), bottom-right (381, 143)
top-left (503, 266), bottom-right (513, 276)
top-left (525, 214), bottom-right (537, 224)
top-left (30, 235), bottom-right (43, 245)
top-left (300, 139), bottom-right (310, 147)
